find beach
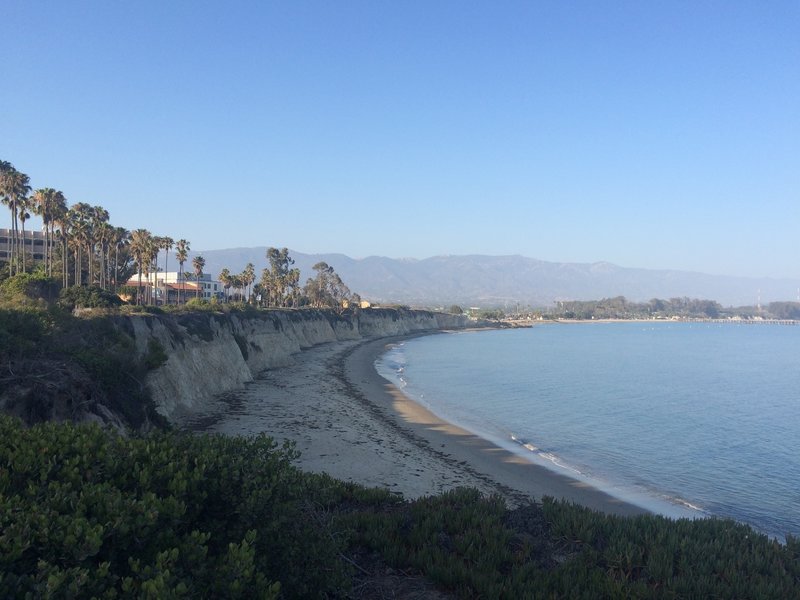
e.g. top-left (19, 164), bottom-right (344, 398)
top-left (183, 333), bottom-right (647, 517)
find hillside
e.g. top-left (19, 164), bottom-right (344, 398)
top-left (194, 248), bottom-right (799, 307)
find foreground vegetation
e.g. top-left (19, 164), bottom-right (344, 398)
top-left (1, 416), bottom-right (797, 599)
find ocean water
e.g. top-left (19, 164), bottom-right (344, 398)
top-left (375, 322), bottom-right (800, 540)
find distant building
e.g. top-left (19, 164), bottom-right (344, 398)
top-left (126, 271), bottom-right (224, 304)
top-left (0, 228), bottom-right (57, 264)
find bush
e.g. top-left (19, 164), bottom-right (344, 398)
top-left (0, 307), bottom-right (52, 357)
top-left (0, 272), bottom-right (60, 304)
top-left (0, 417), bottom-right (348, 598)
top-left (184, 297), bottom-right (212, 310)
top-left (58, 285), bottom-right (123, 310)
top-left (1, 415), bottom-right (798, 598)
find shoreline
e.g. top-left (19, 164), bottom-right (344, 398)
top-left (342, 334), bottom-right (648, 516)
top-left (181, 330), bottom-right (647, 517)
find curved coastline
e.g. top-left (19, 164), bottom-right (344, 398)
top-left (343, 333), bottom-right (648, 517)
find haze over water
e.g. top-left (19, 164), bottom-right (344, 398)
top-left (376, 322), bottom-right (800, 540)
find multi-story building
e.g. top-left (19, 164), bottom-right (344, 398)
top-left (127, 271), bottom-right (224, 304)
top-left (0, 228), bottom-right (57, 263)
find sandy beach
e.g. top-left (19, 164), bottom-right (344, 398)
top-left (183, 333), bottom-right (647, 517)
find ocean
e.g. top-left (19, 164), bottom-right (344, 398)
top-left (375, 322), bottom-right (800, 540)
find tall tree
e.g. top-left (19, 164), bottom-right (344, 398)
top-left (88, 206), bottom-right (109, 286)
top-left (261, 247), bottom-right (298, 307)
top-left (219, 268), bottom-right (231, 302)
top-left (0, 161), bottom-right (31, 275)
top-left (129, 229), bottom-right (152, 304)
top-left (242, 262), bottom-right (255, 303)
top-left (17, 197), bottom-right (31, 273)
top-left (95, 221), bottom-right (113, 289)
top-left (159, 236), bottom-right (174, 304)
top-left (231, 274), bottom-right (244, 301)
top-left (192, 255), bottom-right (205, 300)
top-left (110, 226), bottom-right (129, 292)
top-left (54, 206), bottom-right (73, 287)
top-left (303, 261), bottom-right (353, 308)
top-left (67, 204), bottom-right (91, 285)
top-left (31, 188), bottom-right (67, 277)
top-left (175, 239), bottom-right (190, 304)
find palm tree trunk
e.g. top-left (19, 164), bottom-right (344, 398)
top-left (10, 201), bottom-right (17, 275)
top-left (87, 242), bottom-right (93, 287)
top-left (113, 245), bottom-right (119, 293)
top-left (20, 222), bottom-right (26, 274)
top-left (62, 237), bottom-right (67, 287)
top-left (44, 224), bottom-right (49, 277)
top-left (164, 253), bottom-right (169, 305)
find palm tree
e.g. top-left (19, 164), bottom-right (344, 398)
top-left (95, 221), bottom-right (113, 289)
top-left (67, 203), bottom-right (94, 285)
top-left (192, 255), bottom-right (205, 300)
top-left (243, 262), bottom-right (255, 303)
top-left (231, 274), bottom-right (244, 301)
top-left (53, 207), bottom-right (72, 287)
top-left (159, 236), bottom-right (174, 304)
top-left (45, 191), bottom-right (68, 280)
top-left (0, 161), bottom-right (31, 275)
top-left (66, 205), bottom-right (87, 285)
top-left (175, 239), bottom-right (190, 304)
top-left (30, 188), bottom-right (67, 277)
top-left (0, 161), bottom-right (18, 271)
top-left (219, 268), bottom-right (231, 302)
top-left (143, 237), bottom-right (159, 304)
top-left (129, 229), bottom-right (152, 304)
top-left (87, 206), bottom-right (109, 287)
top-left (17, 198), bottom-right (31, 273)
top-left (110, 227), bottom-right (129, 292)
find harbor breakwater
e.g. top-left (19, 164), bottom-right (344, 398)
top-left (128, 308), bottom-right (467, 422)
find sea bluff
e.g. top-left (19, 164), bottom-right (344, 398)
top-left (165, 310), bottom-right (646, 517)
top-left (131, 307), bottom-right (468, 422)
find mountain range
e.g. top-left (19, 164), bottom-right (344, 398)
top-left (193, 248), bottom-right (799, 308)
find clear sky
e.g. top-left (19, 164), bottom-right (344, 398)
top-left (3, 1), bottom-right (798, 279)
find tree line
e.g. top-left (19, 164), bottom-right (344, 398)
top-left (553, 296), bottom-right (724, 320)
top-left (218, 247), bottom-right (359, 309)
top-left (2, 159), bottom-right (359, 310)
top-left (0, 160), bottom-right (207, 304)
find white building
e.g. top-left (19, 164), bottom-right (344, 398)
top-left (130, 271), bottom-right (224, 303)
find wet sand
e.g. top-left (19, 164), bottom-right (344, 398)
top-left (183, 333), bottom-right (647, 516)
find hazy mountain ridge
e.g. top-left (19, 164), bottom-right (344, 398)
top-left (194, 248), bottom-right (798, 307)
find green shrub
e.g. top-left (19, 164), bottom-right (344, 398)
top-left (144, 339), bottom-right (169, 370)
top-left (184, 297), bottom-right (210, 309)
top-left (58, 285), bottom-right (123, 310)
top-left (119, 303), bottom-right (164, 315)
top-left (0, 417), bottom-right (347, 598)
top-left (0, 308), bottom-right (51, 356)
top-left (0, 272), bottom-right (60, 304)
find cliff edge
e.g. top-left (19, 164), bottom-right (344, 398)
top-left (130, 307), bottom-right (466, 423)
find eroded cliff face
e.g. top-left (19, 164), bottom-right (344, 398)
top-left (130, 308), bottom-right (466, 422)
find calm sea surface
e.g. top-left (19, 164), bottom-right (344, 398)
top-left (375, 322), bottom-right (800, 540)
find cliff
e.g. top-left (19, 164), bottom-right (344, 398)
top-left (127, 308), bottom-right (467, 422)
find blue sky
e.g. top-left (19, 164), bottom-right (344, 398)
top-left (3, 1), bottom-right (798, 279)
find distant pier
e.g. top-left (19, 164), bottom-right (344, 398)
top-left (702, 319), bottom-right (798, 326)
